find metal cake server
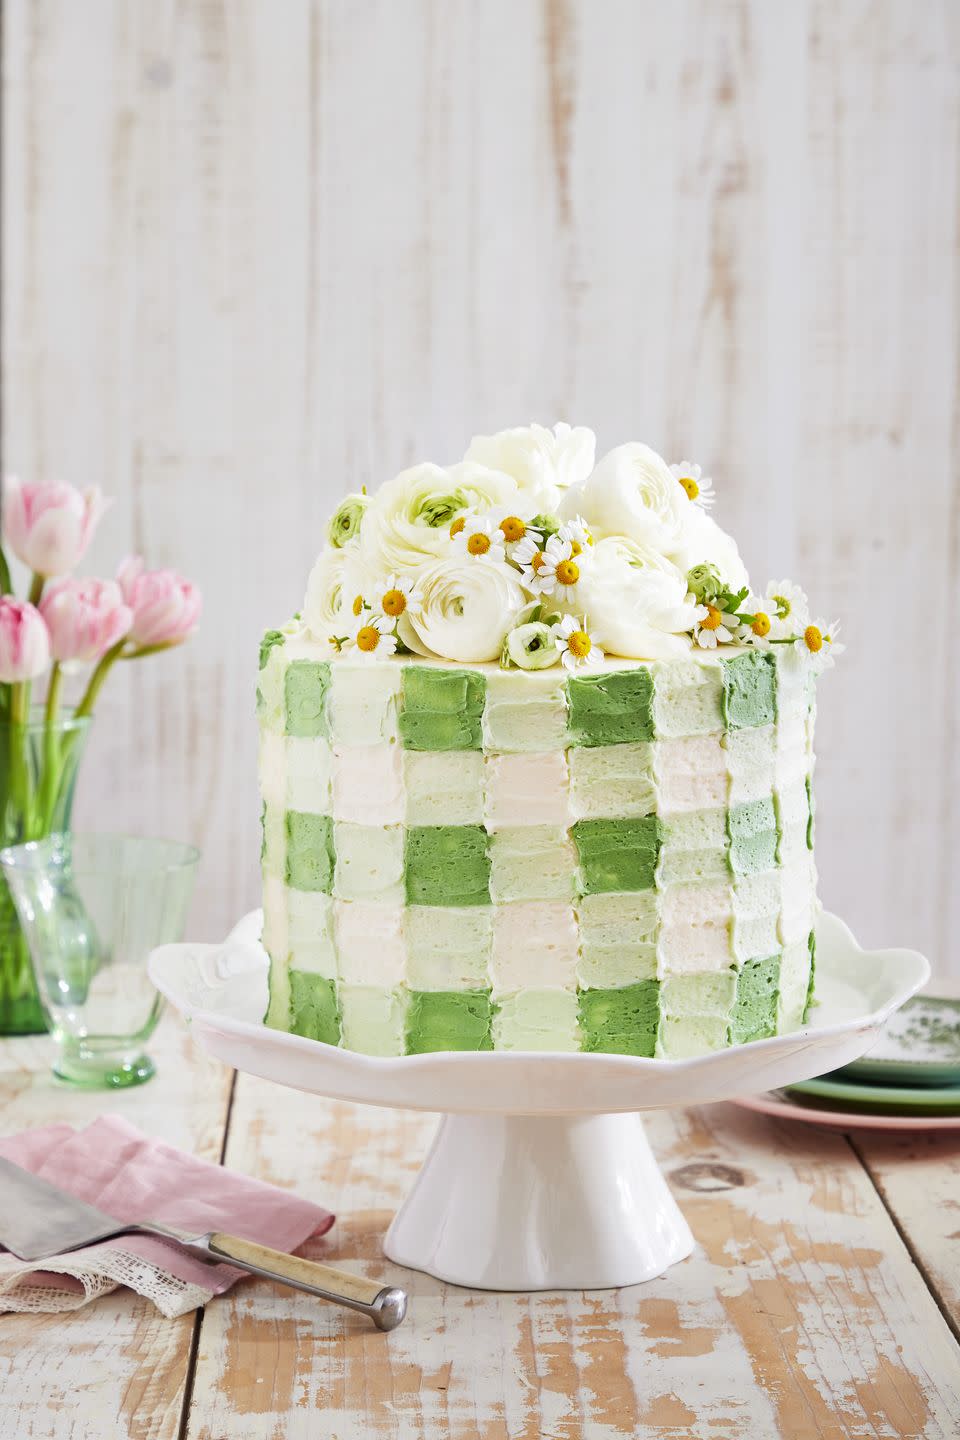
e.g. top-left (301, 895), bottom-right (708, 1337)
top-left (0, 1156), bottom-right (406, 1331)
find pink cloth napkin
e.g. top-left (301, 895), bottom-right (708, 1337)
top-left (0, 1115), bottom-right (335, 1317)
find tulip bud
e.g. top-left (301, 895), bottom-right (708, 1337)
top-left (0, 598), bottom-right (51, 682)
top-left (39, 578), bottom-right (133, 664)
top-left (3, 476), bottom-right (110, 578)
top-left (117, 556), bottom-right (202, 646)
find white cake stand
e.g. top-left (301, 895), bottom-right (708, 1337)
top-left (149, 911), bottom-right (928, 1291)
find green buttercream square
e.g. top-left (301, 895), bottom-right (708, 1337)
top-left (572, 816), bottom-right (661, 894)
top-left (399, 666), bottom-right (485, 751)
top-left (727, 798), bottom-right (778, 876)
top-left (285, 660), bottom-right (331, 738)
top-left (578, 979), bottom-right (660, 1057)
top-left (285, 811), bottom-right (335, 892)
top-left (730, 954), bottom-right (781, 1044)
top-left (567, 668), bottom-right (655, 747)
top-left (404, 826), bottom-right (491, 906)
top-left (805, 928), bottom-right (816, 1018)
top-left (288, 970), bottom-right (341, 1045)
top-left (405, 989), bottom-right (494, 1052)
top-left (721, 650), bottom-right (777, 730)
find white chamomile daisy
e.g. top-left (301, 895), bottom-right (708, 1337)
top-left (737, 598), bottom-right (774, 649)
top-left (555, 614), bottom-right (603, 671)
top-left (513, 535), bottom-right (553, 594)
top-left (557, 514), bottom-right (594, 556)
top-left (693, 601), bottom-right (739, 649)
top-left (536, 535), bottom-right (589, 602)
top-left (764, 579), bottom-right (809, 637)
top-left (794, 618), bottom-right (843, 674)
top-left (374, 573), bottom-right (420, 622)
top-left (350, 612), bottom-right (398, 660)
top-left (495, 513), bottom-right (542, 550)
top-left (451, 514), bottom-right (506, 562)
top-left (670, 461), bottom-right (715, 508)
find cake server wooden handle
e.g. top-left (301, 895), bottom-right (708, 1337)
top-left (199, 1231), bottom-right (407, 1331)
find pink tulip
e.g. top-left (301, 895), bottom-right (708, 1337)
top-left (3, 476), bottom-right (110, 577)
top-left (40, 578), bottom-right (133, 664)
top-left (0, 598), bottom-right (50, 682)
top-left (117, 555), bottom-right (202, 646)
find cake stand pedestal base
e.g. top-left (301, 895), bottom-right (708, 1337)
top-left (383, 1111), bottom-right (694, 1290)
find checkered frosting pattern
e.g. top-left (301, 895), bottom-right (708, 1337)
top-left (258, 637), bottom-right (818, 1058)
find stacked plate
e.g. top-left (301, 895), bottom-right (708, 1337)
top-left (737, 992), bottom-right (960, 1132)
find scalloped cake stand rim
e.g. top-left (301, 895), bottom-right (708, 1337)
top-left (149, 912), bottom-right (928, 1290)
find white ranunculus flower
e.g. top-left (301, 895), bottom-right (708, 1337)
top-left (573, 536), bottom-right (702, 660)
top-left (559, 442), bottom-right (687, 553)
top-left (360, 461), bottom-right (521, 576)
top-left (465, 423), bottom-right (596, 514)
top-left (668, 503), bottom-right (751, 593)
top-left (399, 555), bottom-right (529, 663)
top-left (303, 544), bottom-right (370, 641)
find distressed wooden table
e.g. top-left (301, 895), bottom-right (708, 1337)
top-left (2, 1016), bottom-right (959, 1439)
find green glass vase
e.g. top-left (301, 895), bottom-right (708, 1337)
top-left (0, 712), bottom-right (90, 1034)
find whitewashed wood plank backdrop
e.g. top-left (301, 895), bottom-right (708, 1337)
top-left (3, 0), bottom-right (958, 971)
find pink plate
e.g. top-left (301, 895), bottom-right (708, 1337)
top-left (735, 1091), bottom-right (960, 1132)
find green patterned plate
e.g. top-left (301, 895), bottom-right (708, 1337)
top-left (829, 994), bottom-right (960, 1087)
top-left (784, 1072), bottom-right (960, 1114)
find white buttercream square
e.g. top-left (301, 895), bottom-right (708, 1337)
top-left (725, 725), bottom-right (775, 807)
top-left (258, 730), bottom-right (286, 809)
top-left (403, 750), bottom-right (484, 826)
top-left (327, 662), bottom-right (402, 746)
top-left (568, 742), bottom-right (655, 820)
top-left (333, 822), bottom-right (405, 903)
top-left (657, 882), bottom-right (734, 975)
top-left (333, 902), bottom-right (407, 985)
top-left (652, 659), bottom-right (724, 738)
top-left (732, 871), bottom-right (781, 962)
top-left (482, 670), bottom-right (569, 753)
top-left (285, 736), bottom-right (332, 815)
top-left (483, 752), bottom-right (570, 829)
top-left (779, 938), bottom-right (812, 1027)
top-left (332, 745), bottom-right (404, 826)
top-left (338, 984), bottom-right (407, 1056)
top-left (492, 988), bottom-right (580, 1051)
top-left (490, 902), bottom-right (579, 992)
top-left (404, 906), bottom-right (493, 990)
top-left (262, 873), bottom-right (288, 960)
top-left (654, 733), bottom-right (728, 815)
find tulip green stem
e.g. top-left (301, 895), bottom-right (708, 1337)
top-left (37, 664), bottom-right (63, 832)
top-left (75, 639), bottom-right (126, 720)
top-left (27, 574), bottom-right (44, 607)
top-left (0, 546), bottom-right (11, 596)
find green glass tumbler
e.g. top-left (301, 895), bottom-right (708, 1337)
top-left (0, 833), bottom-right (200, 1087)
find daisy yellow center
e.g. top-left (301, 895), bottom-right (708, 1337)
top-left (751, 611), bottom-right (771, 637)
top-left (531, 550), bottom-right (547, 573)
top-left (500, 516), bottom-right (526, 542)
top-left (702, 604), bottom-right (722, 631)
top-left (570, 539), bottom-right (583, 556)
top-left (449, 517), bottom-right (466, 538)
top-left (467, 532), bottom-right (491, 556)
top-left (567, 630), bottom-right (592, 659)
top-left (804, 624), bottom-right (823, 653)
top-left (352, 594), bottom-right (364, 617)
top-left (556, 558), bottom-right (580, 586)
top-left (772, 593), bottom-right (791, 619)
top-left (356, 625), bottom-right (380, 652)
top-left (678, 475), bottom-right (699, 501)
top-left (382, 588), bottom-right (406, 617)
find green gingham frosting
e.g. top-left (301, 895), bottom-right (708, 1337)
top-left (258, 637), bottom-right (818, 1058)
